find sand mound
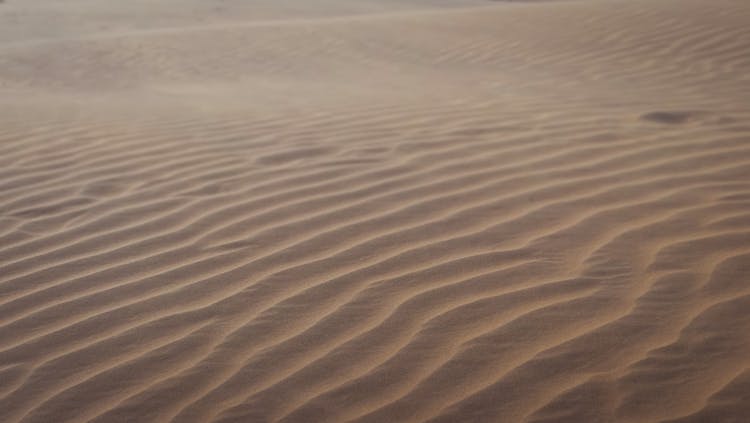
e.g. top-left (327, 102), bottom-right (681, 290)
top-left (0, 0), bottom-right (749, 422)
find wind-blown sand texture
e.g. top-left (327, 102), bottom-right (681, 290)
top-left (1, 0), bottom-right (749, 422)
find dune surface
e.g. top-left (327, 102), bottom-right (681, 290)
top-left (1, 0), bottom-right (749, 422)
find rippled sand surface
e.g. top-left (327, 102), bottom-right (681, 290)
top-left (1, 0), bottom-right (749, 422)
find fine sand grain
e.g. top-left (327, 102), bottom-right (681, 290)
top-left (0, 0), bottom-right (749, 422)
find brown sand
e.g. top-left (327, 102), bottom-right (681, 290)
top-left (1, 0), bottom-right (749, 422)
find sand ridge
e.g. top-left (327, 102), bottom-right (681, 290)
top-left (0, 0), bottom-right (749, 422)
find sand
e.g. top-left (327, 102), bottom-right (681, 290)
top-left (0, 0), bottom-right (749, 422)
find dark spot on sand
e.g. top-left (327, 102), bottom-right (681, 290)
top-left (640, 111), bottom-right (696, 125)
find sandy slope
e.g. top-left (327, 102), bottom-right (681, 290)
top-left (0, 0), bottom-right (749, 422)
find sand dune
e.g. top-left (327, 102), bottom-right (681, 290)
top-left (0, 0), bottom-right (749, 422)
